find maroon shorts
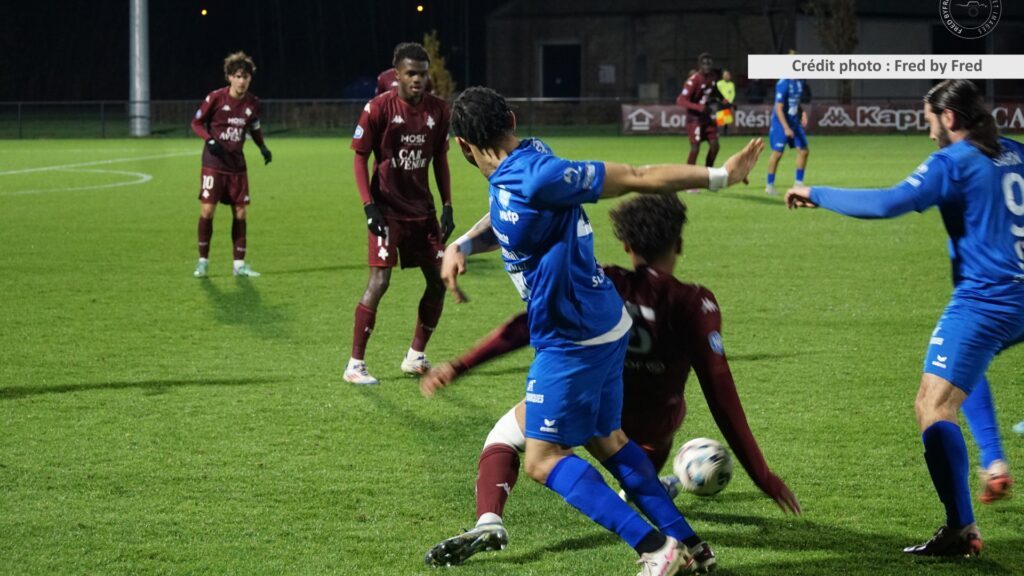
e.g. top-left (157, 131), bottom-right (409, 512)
top-left (199, 167), bottom-right (250, 206)
top-left (368, 217), bottom-right (444, 269)
top-left (686, 118), bottom-right (718, 145)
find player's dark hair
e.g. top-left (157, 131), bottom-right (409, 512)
top-left (698, 52), bottom-right (712, 64)
top-left (393, 42), bottom-right (430, 67)
top-left (609, 195), bottom-right (688, 263)
top-left (224, 51), bottom-right (256, 76)
top-left (452, 86), bottom-right (514, 149)
top-left (925, 79), bottom-right (1001, 158)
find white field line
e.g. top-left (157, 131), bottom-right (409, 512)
top-left (0, 150), bottom-right (193, 176)
top-left (1, 168), bottom-right (154, 196)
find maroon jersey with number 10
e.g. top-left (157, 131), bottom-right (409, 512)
top-left (191, 87), bottom-right (262, 173)
top-left (351, 90), bottom-right (450, 221)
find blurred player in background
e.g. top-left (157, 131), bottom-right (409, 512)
top-left (345, 42), bottom-right (455, 386)
top-left (433, 85), bottom-right (763, 575)
top-left (422, 194), bottom-right (799, 569)
top-left (190, 51), bottom-right (272, 278)
top-left (786, 80), bottom-right (1024, 557)
top-left (716, 70), bottom-right (736, 136)
top-left (677, 54), bottom-right (730, 181)
top-left (765, 55), bottom-right (809, 196)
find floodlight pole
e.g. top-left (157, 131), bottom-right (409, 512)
top-left (129, 0), bottom-right (151, 136)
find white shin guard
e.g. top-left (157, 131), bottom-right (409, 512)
top-left (483, 406), bottom-right (526, 452)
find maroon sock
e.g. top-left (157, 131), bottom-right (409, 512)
top-left (232, 218), bottom-right (247, 260)
top-left (476, 444), bottom-right (521, 519)
top-left (411, 296), bottom-right (444, 352)
top-left (352, 303), bottom-right (377, 360)
top-left (686, 149), bottom-right (699, 165)
top-left (197, 217), bottom-right (213, 259)
top-left (644, 442), bottom-right (674, 474)
top-left (705, 148), bottom-right (719, 167)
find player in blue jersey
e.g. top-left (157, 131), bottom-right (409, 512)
top-left (441, 86), bottom-right (763, 576)
top-left (786, 80), bottom-right (1024, 557)
top-left (765, 72), bottom-right (809, 196)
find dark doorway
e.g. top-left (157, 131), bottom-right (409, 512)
top-left (542, 44), bottom-right (581, 97)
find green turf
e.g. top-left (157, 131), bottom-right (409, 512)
top-left (1, 135), bottom-right (1022, 575)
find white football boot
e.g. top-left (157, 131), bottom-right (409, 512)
top-left (344, 359), bottom-right (379, 385)
top-left (400, 348), bottom-right (431, 375)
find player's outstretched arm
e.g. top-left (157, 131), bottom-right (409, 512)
top-left (420, 313), bottom-right (530, 397)
top-left (600, 138), bottom-right (764, 198)
top-left (787, 156), bottom-right (948, 217)
top-left (687, 288), bottom-right (801, 514)
top-left (443, 212), bottom-right (498, 304)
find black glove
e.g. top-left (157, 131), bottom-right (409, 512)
top-left (206, 138), bottom-right (224, 158)
top-left (705, 100), bottom-right (720, 116)
top-left (440, 205), bottom-right (455, 243)
top-left (259, 146), bottom-right (272, 165)
top-left (364, 203), bottom-right (386, 237)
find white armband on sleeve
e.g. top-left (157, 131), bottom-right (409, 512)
top-left (707, 167), bottom-right (729, 191)
top-left (455, 234), bottom-right (474, 256)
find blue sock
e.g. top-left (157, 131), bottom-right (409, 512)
top-left (795, 168), bottom-right (805, 182)
top-left (767, 173), bottom-right (776, 186)
top-left (602, 441), bottom-right (697, 543)
top-left (962, 377), bottom-right (1005, 469)
top-left (922, 421), bottom-right (975, 529)
top-left (545, 454), bottom-right (655, 548)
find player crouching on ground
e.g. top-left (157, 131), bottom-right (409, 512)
top-left (421, 194), bottom-right (799, 571)
top-left (190, 51), bottom-right (271, 278)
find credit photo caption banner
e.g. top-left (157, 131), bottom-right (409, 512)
top-left (747, 55), bottom-right (1024, 80)
top-left (620, 103), bottom-right (1024, 136)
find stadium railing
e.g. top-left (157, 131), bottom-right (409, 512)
top-left (1, 98), bottom-right (1021, 139)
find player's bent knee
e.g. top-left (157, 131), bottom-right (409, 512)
top-left (363, 271), bottom-right (391, 301)
top-left (484, 405), bottom-right (526, 452)
top-left (915, 373), bottom-right (967, 431)
top-left (523, 439), bottom-right (571, 484)
top-left (585, 429), bottom-right (629, 462)
top-left (523, 453), bottom-right (555, 483)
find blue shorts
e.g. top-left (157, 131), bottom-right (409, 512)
top-left (769, 119), bottom-right (807, 151)
top-left (923, 292), bottom-right (1024, 393)
top-left (523, 335), bottom-right (628, 447)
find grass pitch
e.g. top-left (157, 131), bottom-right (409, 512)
top-left (1, 134), bottom-right (1022, 575)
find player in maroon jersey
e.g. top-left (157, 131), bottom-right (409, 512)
top-left (190, 51), bottom-right (272, 279)
top-left (422, 194), bottom-right (798, 567)
top-left (345, 43), bottom-right (455, 386)
top-left (677, 53), bottom-right (730, 178)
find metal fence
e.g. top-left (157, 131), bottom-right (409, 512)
top-left (7, 97), bottom-right (1020, 139)
top-left (0, 98), bottom-right (635, 139)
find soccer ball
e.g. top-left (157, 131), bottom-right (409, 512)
top-left (673, 438), bottom-right (733, 496)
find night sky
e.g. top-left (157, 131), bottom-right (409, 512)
top-left (1, 0), bottom-right (509, 102)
